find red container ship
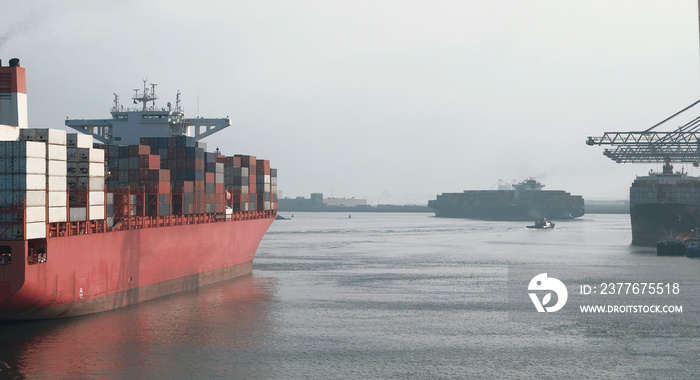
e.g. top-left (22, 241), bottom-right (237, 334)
top-left (0, 58), bottom-right (277, 320)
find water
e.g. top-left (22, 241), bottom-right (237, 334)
top-left (2, 213), bottom-right (700, 379)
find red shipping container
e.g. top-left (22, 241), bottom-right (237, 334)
top-left (205, 172), bottom-right (215, 183)
top-left (158, 181), bottom-right (171, 194)
top-left (139, 154), bottom-right (160, 169)
top-left (129, 145), bottom-right (151, 156)
top-left (256, 159), bottom-right (270, 175)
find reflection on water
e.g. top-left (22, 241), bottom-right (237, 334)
top-left (0, 274), bottom-right (276, 379)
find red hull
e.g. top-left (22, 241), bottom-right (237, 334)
top-left (0, 216), bottom-right (274, 320)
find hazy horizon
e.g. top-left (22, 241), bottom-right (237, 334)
top-left (3, 1), bottom-right (699, 204)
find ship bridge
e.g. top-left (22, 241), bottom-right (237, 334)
top-left (65, 81), bottom-right (230, 145)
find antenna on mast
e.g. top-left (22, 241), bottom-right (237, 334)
top-left (150, 83), bottom-right (158, 110)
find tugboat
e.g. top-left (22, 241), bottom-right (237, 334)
top-left (684, 238), bottom-right (700, 258)
top-left (656, 231), bottom-right (686, 256)
top-left (527, 216), bottom-right (555, 229)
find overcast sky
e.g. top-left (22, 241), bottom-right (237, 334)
top-left (2, 0), bottom-right (699, 203)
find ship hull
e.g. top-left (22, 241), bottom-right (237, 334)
top-left (0, 216), bottom-right (274, 321)
top-left (431, 204), bottom-right (582, 221)
top-left (630, 203), bottom-right (700, 246)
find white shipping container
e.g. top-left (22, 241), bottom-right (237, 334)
top-left (89, 191), bottom-right (105, 206)
top-left (48, 191), bottom-right (68, 207)
top-left (48, 206), bottom-right (68, 223)
top-left (26, 206), bottom-right (46, 223)
top-left (47, 144), bottom-right (67, 161)
top-left (106, 192), bottom-right (114, 205)
top-left (215, 173), bottom-right (224, 184)
top-left (26, 190), bottom-right (47, 207)
top-left (89, 162), bottom-right (105, 177)
top-left (264, 174), bottom-right (270, 184)
top-left (47, 159), bottom-right (67, 176)
top-left (89, 205), bottom-right (105, 220)
top-left (70, 207), bottom-right (87, 222)
top-left (216, 163), bottom-right (224, 173)
top-left (67, 133), bottom-right (93, 148)
top-left (25, 174), bottom-right (47, 190)
top-left (25, 221), bottom-right (47, 239)
top-left (35, 128), bottom-right (67, 145)
top-left (47, 175), bottom-right (67, 192)
top-left (89, 177), bottom-right (105, 191)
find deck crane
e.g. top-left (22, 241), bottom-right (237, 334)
top-left (586, 99), bottom-right (700, 166)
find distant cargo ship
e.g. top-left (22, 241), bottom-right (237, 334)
top-left (428, 178), bottom-right (585, 221)
top-left (630, 162), bottom-right (700, 246)
top-left (0, 58), bottom-right (277, 320)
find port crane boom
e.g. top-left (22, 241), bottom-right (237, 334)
top-left (586, 99), bottom-right (700, 164)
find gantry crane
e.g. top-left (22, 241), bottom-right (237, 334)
top-left (586, 99), bottom-right (700, 166)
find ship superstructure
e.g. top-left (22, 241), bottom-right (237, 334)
top-left (65, 80), bottom-right (230, 145)
top-left (0, 58), bottom-right (277, 320)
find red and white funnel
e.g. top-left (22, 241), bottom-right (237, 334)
top-left (0, 58), bottom-right (28, 129)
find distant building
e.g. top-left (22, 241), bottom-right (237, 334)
top-left (310, 193), bottom-right (324, 207)
top-left (279, 193), bottom-right (366, 211)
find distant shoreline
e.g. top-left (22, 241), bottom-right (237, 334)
top-left (277, 203), bottom-right (630, 214)
top-left (277, 205), bottom-right (433, 213)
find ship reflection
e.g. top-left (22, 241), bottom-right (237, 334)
top-left (0, 274), bottom-right (276, 379)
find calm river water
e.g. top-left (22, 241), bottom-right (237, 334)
top-left (1, 212), bottom-right (699, 379)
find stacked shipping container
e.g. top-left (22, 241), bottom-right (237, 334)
top-left (219, 154), bottom-right (276, 212)
top-left (630, 178), bottom-right (700, 206)
top-left (66, 133), bottom-right (105, 221)
top-left (0, 129), bottom-right (277, 240)
top-left (0, 140), bottom-right (46, 239)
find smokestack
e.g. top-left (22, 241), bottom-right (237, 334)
top-left (0, 57), bottom-right (28, 129)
